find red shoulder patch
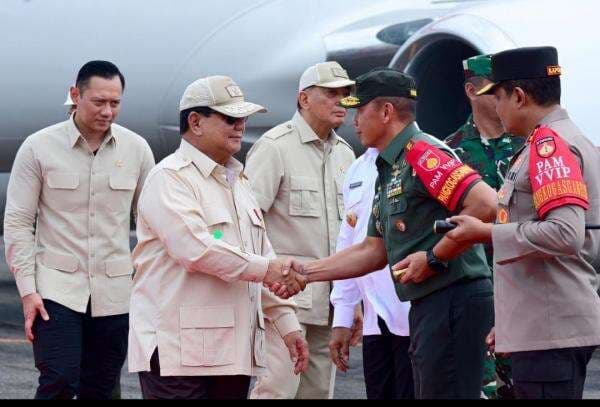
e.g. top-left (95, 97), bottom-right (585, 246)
top-left (406, 141), bottom-right (481, 211)
top-left (529, 126), bottom-right (589, 219)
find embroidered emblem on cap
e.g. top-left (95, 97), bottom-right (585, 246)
top-left (546, 65), bottom-right (562, 76)
top-left (115, 160), bottom-right (124, 167)
top-left (332, 67), bottom-right (349, 79)
top-left (340, 96), bottom-right (360, 107)
top-left (226, 85), bottom-right (243, 98)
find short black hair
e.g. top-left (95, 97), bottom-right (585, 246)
top-left (464, 76), bottom-right (487, 89)
top-left (499, 76), bottom-right (561, 107)
top-left (180, 106), bottom-right (213, 134)
top-left (76, 60), bottom-right (125, 92)
top-left (374, 96), bottom-right (417, 121)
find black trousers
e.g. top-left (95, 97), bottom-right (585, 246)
top-left (139, 349), bottom-right (251, 399)
top-left (512, 346), bottom-right (597, 399)
top-left (409, 278), bottom-right (494, 399)
top-left (32, 299), bottom-right (129, 399)
top-left (362, 317), bottom-right (414, 399)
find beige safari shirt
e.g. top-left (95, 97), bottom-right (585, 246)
top-left (128, 140), bottom-right (300, 377)
top-left (245, 112), bottom-right (355, 326)
top-left (492, 108), bottom-right (600, 353)
top-left (4, 115), bottom-right (155, 317)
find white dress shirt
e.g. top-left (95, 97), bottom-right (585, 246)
top-left (331, 148), bottom-right (410, 336)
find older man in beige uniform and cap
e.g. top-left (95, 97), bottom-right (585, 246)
top-left (246, 62), bottom-right (356, 399)
top-left (128, 75), bottom-right (309, 399)
top-left (4, 60), bottom-right (155, 399)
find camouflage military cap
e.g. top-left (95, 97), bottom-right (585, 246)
top-left (463, 54), bottom-right (492, 80)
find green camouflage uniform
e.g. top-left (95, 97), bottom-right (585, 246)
top-left (447, 54), bottom-right (526, 400)
top-left (445, 116), bottom-right (524, 400)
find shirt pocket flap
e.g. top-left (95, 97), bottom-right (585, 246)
top-left (204, 204), bottom-right (233, 226)
top-left (389, 197), bottom-right (408, 214)
top-left (290, 176), bottom-right (319, 191)
top-left (109, 174), bottom-right (137, 190)
top-left (180, 306), bottom-right (235, 329)
top-left (346, 187), bottom-right (364, 209)
top-left (47, 172), bottom-right (79, 190)
top-left (247, 207), bottom-right (265, 229)
top-left (104, 258), bottom-right (134, 277)
top-left (41, 250), bottom-right (79, 273)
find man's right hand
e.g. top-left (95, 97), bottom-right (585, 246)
top-left (22, 293), bottom-right (49, 342)
top-left (264, 258), bottom-right (307, 299)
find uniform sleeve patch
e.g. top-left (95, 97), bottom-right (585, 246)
top-left (529, 126), bottom-right (589, 219)
top-left (407, 140), bottom-right (481, 211)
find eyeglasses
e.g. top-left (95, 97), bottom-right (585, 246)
top-left (217, 112), bottom-right (248, 126)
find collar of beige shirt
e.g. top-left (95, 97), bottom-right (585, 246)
top-left (67, 113), bottom-right (117, 149)
top-left (178, 139), bottom-right (244, 181)
top-left (292, 111), bottom-right (341, 145)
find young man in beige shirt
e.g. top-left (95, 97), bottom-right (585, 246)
top-left (246, 62), bottom-right (356, 399)
top-left (4, 61), bottom-right (155, 399)
top-left (128, 75), bottom-right (308, 399)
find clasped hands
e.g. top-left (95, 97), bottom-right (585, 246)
top-left (263, 258), bottom-right (307, 299)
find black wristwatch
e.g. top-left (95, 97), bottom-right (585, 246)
top-left (426, 248), bottom-right (448, 274)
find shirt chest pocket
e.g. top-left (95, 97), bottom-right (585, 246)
top-left (105, 174), bottom-right (137, 213)
top-left (289, 176), bottom-right (320, 217)
top-left (386, 197), bottom-right (410, 240)
top-left (44, 172), bottom-right (83, 212)
top-left (204, 204), bottom-right (233, 243)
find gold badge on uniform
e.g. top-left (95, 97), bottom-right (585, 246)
top-left (498, 188), bottom-right (506, 200)
top-left (346, 212), bottom-right (358, 228)
top-left (395, 219), bottom-right (406, 232)
top-left (498, 208), bottom-right (509, 224)
top-left (376, 220), bottom-right (383, 235)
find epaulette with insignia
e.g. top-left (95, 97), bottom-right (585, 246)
top-left (406, 141), bottom-right (481, 211)
top-left (528, 126), bottom-right (589, 219)
top-left (264, 122), bottom-right (295, 140)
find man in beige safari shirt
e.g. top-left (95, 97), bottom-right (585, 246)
top-left (3, 61), bottom-right (155, 399)
top-left (128, 75), bottom-right (309, 399)
top-left (246, 62), bottom-right (356, 399)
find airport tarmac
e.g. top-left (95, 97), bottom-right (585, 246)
top-left (0, 240), bottom-right (599, 399)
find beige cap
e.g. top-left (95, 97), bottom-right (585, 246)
top-left (298, 61), bottom-right (355, 91)
top-left (179, 75), bottom-right (267, 118)
top-left (64, 90), bottom-right (75, 106)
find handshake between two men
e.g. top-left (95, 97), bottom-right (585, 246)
top-left (263, 258), bottom-right (309, 300)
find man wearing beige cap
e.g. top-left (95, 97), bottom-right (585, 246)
top-left (128, 75), bottom-right (309, 399)
top-left (246, 62), bottom-right (356, 399)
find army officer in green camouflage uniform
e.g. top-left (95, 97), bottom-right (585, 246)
top-left (291, 68), bottom-right (499, 399)
top-left (445, 54), bottom-right (524, 399)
